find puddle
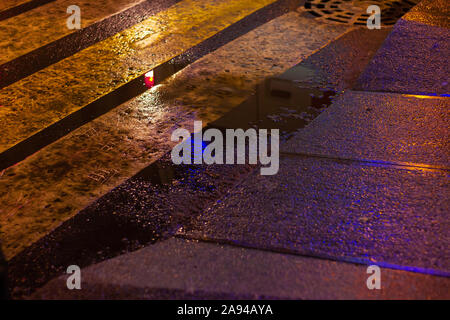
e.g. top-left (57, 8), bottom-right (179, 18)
top-left (209, 65), bottom-right (338, 138)
top-left (137, 64), bottom-right (340, 187)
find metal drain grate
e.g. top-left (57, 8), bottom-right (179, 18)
top-left (304, 0), bottom-right (420, 25)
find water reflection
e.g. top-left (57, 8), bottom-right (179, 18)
top-left (209, 71), bottom-right (337, 136)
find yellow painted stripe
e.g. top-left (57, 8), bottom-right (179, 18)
top-left (0, 0), bottom-right (276, 154)
top-left (0, 0), bottom-right (145, 64)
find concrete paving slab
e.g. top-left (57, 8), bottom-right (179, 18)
top-left (281, 91), bottom-right (450, 167)
top-left (31, 238), bottom-right (450, 299)
top-left (354, 17), bottom-right (449, 95)
top-left (181, 155), bottom-right (449, 275)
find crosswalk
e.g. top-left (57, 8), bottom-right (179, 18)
top-left (0, 0), bottom-right (356, 260)
top-left (0, 0), bottom-right (282, 155)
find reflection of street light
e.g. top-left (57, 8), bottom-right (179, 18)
top-left (404, 94), bottom-right (439, 99)
top-left (144, 70), bottom-right (155, 89)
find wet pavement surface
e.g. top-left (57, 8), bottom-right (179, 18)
top-left (355, 0), bottom-right (450, 95)
top-left (0, 0), bottom-right (301, 170)
top-left (281, 91), bottom-right (450, 167)
top-left (7, 154), bottom-right (256, 297)
top-left (4, 20), bottom-right (388, 296)
top-left (181, 154), bottom-right (449, 275)
top-left (0, 0), bottom-right (448, 300)
top-left (402, 0), bottom-right (450, 28)
top-left (0, 0), bottom-right (286, 156)
top-left (1, 6), bottom-right (347, 262)
top-left (32, 238), bottom-right (450, 299)
top-left (0, 0), bottom-right (146, 64)
top-left (209, 79), bottom-right (337, 135)
top-left (0, 0), bottom-right (55, 22)
top-left (0, 0), bottom-right (35, 12)
top-left (178, 90), bottom-right (449, 278)
top-left (0, 0), bottom-right (181, 88)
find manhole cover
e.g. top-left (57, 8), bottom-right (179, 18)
top-left (304, 0), bottom-right (420, 25)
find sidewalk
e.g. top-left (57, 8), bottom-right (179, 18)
top-left (354, 0), bottom-right (449, 95)
top-left (32, 0), bottom-right (449, 299)
top-left (33, 238), bottom-right (448, 299)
